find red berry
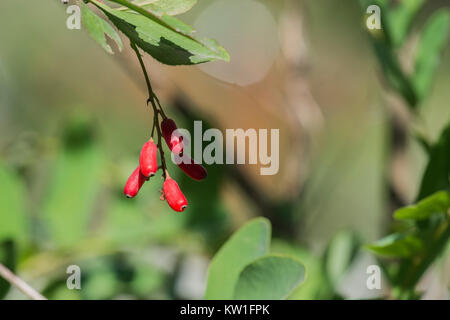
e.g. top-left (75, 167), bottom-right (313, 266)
top-left (161, 118), bottom-right (183, 155)
top-left (178, 156), bottom-right (207, 181)
top-left (139, 138), bottom-right (158, 178)
top-left (163, 177), bottom-right (187, 212)
top-left (124, 166), bottom-right (146, 198)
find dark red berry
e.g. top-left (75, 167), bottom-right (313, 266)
top-left (163, 177), bottom-right (187, 212)
top-left (139, 138), bottom-right (158, 178)
top-left (161, 118), bottom-right (183, 155)
top-left (178, 156), bottom-right (207, 181)
top-left (124, 166), bottom-right (146, 198)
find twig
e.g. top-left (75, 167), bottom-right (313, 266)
top-left (0, 263), bottom-right (47, 300)
top-left (130, 41), bottom-right (168, 179)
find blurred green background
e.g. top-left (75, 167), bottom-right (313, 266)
top-left (0, 0), bottom-right (449, 299)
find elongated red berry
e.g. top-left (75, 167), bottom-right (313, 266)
top-left (163, 177), bottom-right (187, 212)
top-left (124, 166), bottom-right (146, 198)
top-left (139, 138), bottom-right (158, 178)
top-left (178, 156), bottom-right (207, 181)
top-left (161, 118), bottom-right (183, 155)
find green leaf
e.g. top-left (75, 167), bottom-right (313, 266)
top-left (323, 231), bottom-right (359, 288)
top-left (0, 163), bottom-right (28, 244)
top-left (412, 9), bottom-right (450, 101)
top-left (386, 0), bottom-right (425, 47)
top-left (394, 191), bottom-right (450, 221)
top-left (372, 41), bottom-right (418, 107)
top-left (417, 125), bottom-right (450, 200)
top-left (90, 0), bottom-right (229, 65)
top-left (41, 131), bottom-right (104, 247)
top-left (80, 1), bottom-right (123, 54)
top-left (270, 240), bottom-right (330, 300)
top-left (366, 233), bottom-right (423, 258)
top-left (0, 240), bottom-right (16, 299)
top-left (204, 218), bottom-right (271, 300)
top-left (121, 0), bottom-right (197, 16)
top-left (233, 255), bottom-right (305, 300)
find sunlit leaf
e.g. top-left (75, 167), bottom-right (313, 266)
top-left (394, 191), bottom-right (450, 221)
top-left (366, 233), bottom-right (423, 258)
top-left (80, 1), bottom-right (123, 54)
top-left (121, 0), bottom-right (197, 16)
top-left (90, 0), bottom-right (229, 65)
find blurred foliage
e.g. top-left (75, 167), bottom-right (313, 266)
top-left (362, 0), bottom-right (450, 299)
top-left (0, 0), bottom-right (449, 300)
top-left (204, 218), bottom-right (305, 300)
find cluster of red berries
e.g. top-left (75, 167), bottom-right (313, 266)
top-left (123, 118), bottom-right (207, 212)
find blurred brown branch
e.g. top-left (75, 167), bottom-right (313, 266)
top-left (0, 263), bottom-right (47, 300)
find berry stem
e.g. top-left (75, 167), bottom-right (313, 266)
top-left (130, 41), bottom-right (167, 179)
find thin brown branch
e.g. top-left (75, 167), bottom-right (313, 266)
top-left (0, 263), bottom-right (47, 300)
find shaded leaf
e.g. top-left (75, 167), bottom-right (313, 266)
top-left (366, 233), bottom-right (423, 258)
top-left (80, 1), bottom-right (123, 54)
top-left (271, 240), bottom-right (330, 300)
top-left (233, 255), bottom-right (305, 300)
top-left (41, 118), bottom-right (104, 247)
top-left (412, 9), bottom-right (450, 101)
top-left (417, 125), bottom-right (450, 200)
top-left (372, 41), bottom-right (418, 107)
top-left (394, 191), bottom-right (450, 221)
top-left (90, 0), bottom-right (229, 65)
top-left (0, 240), bottom-right (16, 299)
top-left (204, 218), bottom-right (270, 300)
top-left (0, 163), bottom-right (28, 244)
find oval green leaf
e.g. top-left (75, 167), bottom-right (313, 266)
top-left (233, 255), bottom-right (305, 300)
top-left (204, 218), bottom-right (271, 300)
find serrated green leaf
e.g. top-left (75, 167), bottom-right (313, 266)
top-left (121, 0), bottom-right (197, 16)
top-left (89, 0), bottom-right (229, 65)
top-left (233, 255), bottom-right (305, 300)
top-left (80, 1), bottom-right (123, 54)
top-left (412, 9), bottom-right (450, 101)
top-left (204, 218), bottom-right (271, 300)
top-left (394, 191), bottom-right (450, 221)
top-left (366, 233), bottom-right (423, 258)
top-left (417, 125), bottom-right (450, 200)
